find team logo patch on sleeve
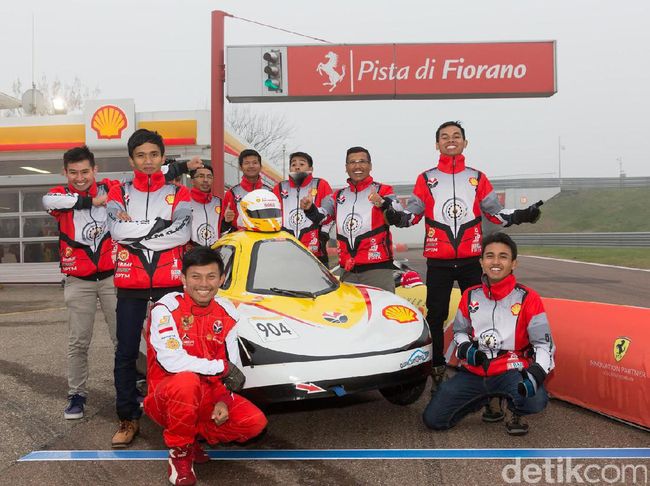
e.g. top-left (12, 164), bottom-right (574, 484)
top-left (165, 338), bottom-right (180, 350)
top-left (158, 315), bottom-right (170, 325)
top-left (427, 177), bottom-right (439, 188)
top-left (469, 301), bottom-right (480, 313)
top-left (469, 177), bottom-right (479, 187)
top-left (165, 194), bottom-right (175, 205)
top-left (511, 303), bottom-right (521, 316)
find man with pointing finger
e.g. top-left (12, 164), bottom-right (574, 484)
top-left (303, 146), bottom-right (403, 292)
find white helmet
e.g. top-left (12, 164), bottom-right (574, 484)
top-left (239, 189), bottom-right (282, 232)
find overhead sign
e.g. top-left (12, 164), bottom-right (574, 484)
top-left (83, 99), bottom-right (135, 148)
top-left (226, 41), bottom-right (556, 102)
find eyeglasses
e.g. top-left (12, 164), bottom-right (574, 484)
top-left (346, 159), bottom-right (370, 166)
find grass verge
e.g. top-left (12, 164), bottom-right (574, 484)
top-left (519, 246), bottom-right (650, 269)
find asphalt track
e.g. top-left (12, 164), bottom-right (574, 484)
top-left (0, 255), bottom-right (648, 486)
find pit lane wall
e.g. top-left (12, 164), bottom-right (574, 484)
top-left (443, 298), bottom-right (650, 430)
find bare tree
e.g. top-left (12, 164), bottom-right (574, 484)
top-left (226, 105), bottom-right (294, 166)
top-left (2, 75), bottom-right (100, 117)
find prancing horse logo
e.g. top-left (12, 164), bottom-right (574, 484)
top-left (316, 51), bottom-right (346, 92)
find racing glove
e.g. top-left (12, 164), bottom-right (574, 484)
top-left (507, 200), bottom-right (543, 226)
top-left (456, 341), bottom-right (488, 367)
top-left (222, 361), bottom-right (246, 393)
top-left (517, 363), bottom-right (547, 397)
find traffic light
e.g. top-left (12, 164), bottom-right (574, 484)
top-left (263, 49), bottom-right (283, 92)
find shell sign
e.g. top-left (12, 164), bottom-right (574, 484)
top-left (91, 105), bottom-right (127, 139)
top-left (84, 99), bottom-right (135, 148)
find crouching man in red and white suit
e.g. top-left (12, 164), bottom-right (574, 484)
top-left (144, 247), bottom-right (267, 486)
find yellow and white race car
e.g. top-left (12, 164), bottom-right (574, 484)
top-left (212, 190), bottom-right (432, 405)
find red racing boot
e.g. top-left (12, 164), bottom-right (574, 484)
top-left (168, 445), bottom-right (196, 486)
top-left (192, 440), bottom-right (211, 464)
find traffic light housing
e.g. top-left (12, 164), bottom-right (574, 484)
top-left (263, 49), bottom-right (283, 92)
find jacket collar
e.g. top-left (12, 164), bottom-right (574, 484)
top-left (133, 170), bottom-right (166, 192)
top-left (437, 154), bottom-right (466, 174)
top-left (240, 176), bottom-right (264, 192)
top-left (191, 187), bottom-right (212, 204)
top-left (482, 273), bottom-right (517, 301)
top-left (346, 176), bottom-right (374, 192)
top-left (181, 292), bottom-right (219, 317)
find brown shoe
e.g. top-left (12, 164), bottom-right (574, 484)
top-left (111, 419), bottom-right (139, 448)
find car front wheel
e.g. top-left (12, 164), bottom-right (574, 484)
top-left (379, 378), bottom-right (427, 406)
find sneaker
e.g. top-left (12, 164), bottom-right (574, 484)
top-left (168, 445), bottom-right (197, 486)
top-left (430, 365), bottom-right (447, 395)
top-left (192, 441), bottom-right (210, 464)
top-left (506, 412), bottom-right (529, 436)
top-left (482, 397), bottom-right (505, 423)
top-left (64, 394), bottom-right (86, 420)
top-left (111, 419), bottom-right (140, 448)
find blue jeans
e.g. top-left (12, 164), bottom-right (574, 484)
top-left (422, 369), bottom-right (548, 430)
top-left (114, 297), bottom-right (148, 420)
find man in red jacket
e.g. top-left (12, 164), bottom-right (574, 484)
top-left (303, 146), bottom-right (403, 292)
top-left (422, 232), bottom-right (554, 435)
top-left (145, 247), bottom-right (267, 486)
top-left (222, 149), bottom-right (271, 232)
top-left (107, 129), bottom-right (191, 448)
top-left (273, 151), bottom-right (333, 266)
top-left (385, 122), bottom-right (543, 403)
top-left (43, 145), bottom-right (120, 420)
top-left (188, 164), bottom-right (223, 248)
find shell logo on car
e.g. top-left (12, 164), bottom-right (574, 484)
top-left (382, 305), bottom-right (418, 324)
top-left (90, 105), bottom-right (128, 140)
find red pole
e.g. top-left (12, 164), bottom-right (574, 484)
top-left (211, 10), bottom-right (230, 196)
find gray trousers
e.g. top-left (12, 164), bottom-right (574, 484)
top-left (341, 267), bottom-right (395, 293)
top-left (64, 275), bottom-right (118, 397)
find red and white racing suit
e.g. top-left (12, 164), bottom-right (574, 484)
top-left (189, 187), bottom-right (222, 248)
top-left (273, 174), bottom-right (333, 259)
top-left (144, 292), bottom-right (267, 447)
top-left (453, 273), bottom-right (555, 377)
top-left (222, 177), bottom-right (271, 231)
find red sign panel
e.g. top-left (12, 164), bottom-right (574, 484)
top-left (287, 42), bottom-right (555, 100)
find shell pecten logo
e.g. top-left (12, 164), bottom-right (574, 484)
top-left (382, 305), bottom-right (418, 324)
top-left (91, 105), bottom-right (128, 139)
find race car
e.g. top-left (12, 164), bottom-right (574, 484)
top-left (212, 189), bottom-right (432, 405)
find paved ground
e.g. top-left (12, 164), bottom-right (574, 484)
top-left (0, 257), bottom-right (648, 486)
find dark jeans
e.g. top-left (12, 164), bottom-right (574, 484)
top-left (115, 297), bottom-right (149, 420)
top-left (422, 369), bottom-right (548, 430)
top-left (426, 260), bottom-right (482, 366)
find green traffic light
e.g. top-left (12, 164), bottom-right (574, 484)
top-left (264, 79), bottom-right (281, 91)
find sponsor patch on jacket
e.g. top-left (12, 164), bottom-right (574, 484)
top-left (159, 326), bottom-right (174, 334)
top-left (511, 303), bottom-right (521, 316)
top-left (117, 249), bottom-right (129, 262)
top-left (469, 301), bottom-right (480, 313)
top-left (427, 177), bottom-right (439, 188)
top-left (382, 305), bottom-right (418, 324)
top-left (165, 337), bottom-right (180, 350)
top-left (64, 247), bottom-right (74, 257)
top-left (215, 206), bottom-right (221, 214)
top-left (181, 315), bottom-right (194, 330)
top-left (469, 177), bottom-right (479, 186)
top-left (158, 315), bottom-right (170, 325)
top-left (280, 190), bottom-right (289, 199)
top-left (336, 193), bottom-right (346, 205)
top-left (311, 188), bottom-right (318, 197)
top-left (181, 333), bottom-right (194, 347)
top-left (165, 194), bottom-right (175, 205)
top-left (213, 320), bottom-right (223, 334)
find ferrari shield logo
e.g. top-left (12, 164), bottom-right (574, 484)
top-left (613, 337), bottom-right (631, 362)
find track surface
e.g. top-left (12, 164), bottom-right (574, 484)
top-left (0, 256), bottom-right (648, 486)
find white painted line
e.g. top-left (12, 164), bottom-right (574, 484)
top-left (521, 255), bottom-right (650, 272)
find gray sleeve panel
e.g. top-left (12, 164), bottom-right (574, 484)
top-left (480, 190), bottom-right (508, 225)
top-left (527, 312), bottom-right (555, 373)
top-left (319, 194), bottom-right (335, 218)
top-left (452, 311), bottom-right (473, 347)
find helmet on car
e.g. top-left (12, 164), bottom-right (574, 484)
top-left (239, 189), bottom-right (282, 232)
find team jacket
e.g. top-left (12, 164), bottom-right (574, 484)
top-left (189, 187), bottom-right (222, 247)
top-left (314, 176), bottom-right (402, 271)
top-left (43, 178), bottom-right (121, 279)
top-left (106, 170), bottom-right (191, 290)
top-left (393, 154), bottom-right (515, 261)
top-left (221, 177), bottom-right (271, 231)
top-left (273, 175), bottom-right (333, 257)
top-left (145, 292), bottom-right (240, 406)
top-left (453, 273), bottom-right (555, 377)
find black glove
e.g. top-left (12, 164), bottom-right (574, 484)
top-left (222, 361), bottom-right (246, 392)
top-left (457, 341), bottom-right (487, 367)
top-left (509, 200), bottom-right (543, 226)
top-left (384, 207), bottom-right (401, 226)
top-left (517, 363), bottom-right (547, 397)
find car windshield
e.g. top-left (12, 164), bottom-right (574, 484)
top-left (248, 239), bottom-right (339, 296)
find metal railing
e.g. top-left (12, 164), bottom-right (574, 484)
top-left (509, 232), bottom-right (650, 247)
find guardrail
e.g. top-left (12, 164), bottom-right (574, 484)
top-left (509, 232), bottom-right (650, 247)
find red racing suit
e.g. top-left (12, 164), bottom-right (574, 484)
top-left (273, 174), bottom-right (333, 257)
top-left (107, 170), bottom-right (191, 292)
top-left (222, 176), bottom-right (271, 231)
top-left (144, 292), bottom-right (267, 447)
top-left (43, 178), bottom-right (121, 279)
top-left (313, 176), bottom-right (402, 272)
top-left (189, 187), bottom-right (222, 248)
top-left (395, 154), bottom-right (514, 262)
top-left (453, 273), bottom-right (555, 377)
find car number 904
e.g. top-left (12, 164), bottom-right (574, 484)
top-left (250, 317), bottom-right (299, 342)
